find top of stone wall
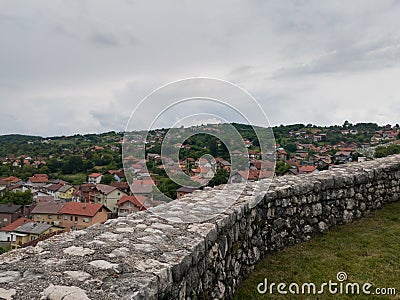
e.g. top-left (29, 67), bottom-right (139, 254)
top-left (1, 155), bottom-right (400, 299)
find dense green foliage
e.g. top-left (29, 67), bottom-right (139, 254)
top-left (0, 190), bottom-right (33, 205)
top-left (375, 144), bottom-right (400, 158)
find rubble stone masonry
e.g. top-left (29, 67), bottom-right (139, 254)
top-left (1, 155), bottom-right (400, 299)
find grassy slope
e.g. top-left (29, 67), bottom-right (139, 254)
top-left (234, 202), bottom-right (400, 300)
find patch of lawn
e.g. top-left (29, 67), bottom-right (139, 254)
top-left (234, 202), bottom-right (400, 300)
top-left (60, 173), bottom-right (87, 185)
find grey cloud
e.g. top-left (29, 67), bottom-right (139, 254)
top-left (88, 31), bottom-right (120, 47)
top-left (274, 39), bottom-right (400, 78)
top-left (1, 1), bottom-right (400, 136)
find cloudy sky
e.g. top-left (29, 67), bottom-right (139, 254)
top-left (1, 0), bottom-right (400, 136)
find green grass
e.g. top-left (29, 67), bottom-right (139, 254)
top-left (59, 173), bottom-right (87, 185)
top-left (234, 202), bottom-right (400, 300)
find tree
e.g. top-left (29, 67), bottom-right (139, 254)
top-left (100, 174), bottom-right (115, 185)
top-left (0, 190), bottom-right (33, 206)
top-left (62, 156), bottom-right (84, 174)
top-left (208, 169), bottom-right (229, 187)
top-left (284, 143), bottom-right (297, 153)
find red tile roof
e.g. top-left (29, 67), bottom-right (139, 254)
top-left (0, 217), bottom-right (33, 232)
top-left (117, 195), bottom-right (147, 210)
top-left (2, 176), bottom-right (22, 184)
top-left (59, 202), bottom-right (110, 217)
top-left (88, 173), bottom-right (102, 178)
top-left (28, 176), bottom-right (48, 183)
top-left (299, 166), bottom-right (318, 173)
top-left (110, 181), bottom-right (130, 190)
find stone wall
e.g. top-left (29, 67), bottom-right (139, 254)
top-left (1, 155), bottom-right (400, 300)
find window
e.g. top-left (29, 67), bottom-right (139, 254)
top-left (75, 216), bottom-right (78, 222)
top-left (3, 218), bottom-right (7, 222)
top-left (83, 217), bottom-right (90, 223)
top-left (30, 236), bottom-right (36, 241)
top-left (57, 215), bottom-right (61, 219)
top-left (70, 216), bottom-right (73, 221)
top-left (36, 215), bottom-right (42, 219)
top-left (64, 215), bottom-right (67, 220)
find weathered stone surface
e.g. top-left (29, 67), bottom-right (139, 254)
top-left (0, 155), bottom-right (399, 299)
top-left (41, 285), bottom-right (90, 300)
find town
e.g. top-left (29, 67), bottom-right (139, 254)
top-left (1, 122), bottom-right (400, 252)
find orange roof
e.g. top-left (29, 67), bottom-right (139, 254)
top-left (59, 202), bottom-right (109, 217)
top-left (89, 173), bottom-right (102, 178)
top-left (28, 176), bottom-right (48, 183)
top-left (2, 176), bottom-right (22, 184)
top-left (0, 217), bottom-right (33, 232)
top-left (299, 166), bottom-right (317, 173)
top-left (34, 174), bottom-right (48, 178)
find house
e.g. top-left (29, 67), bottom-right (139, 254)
top-left (1, 176), bottom-right (23, 187)
top-left (314, 159), bottom-right (330, 171)
top-left (42, 183), bottom-right (63, 200)
top-left (334, 151), bottom-right (352, 164)
top-left (0, 217), bottom-right (33, 243)
top-left (31, 202), bottom-right (66, 226)
top-left (72, 183), bottom-right (96, 203)
top-left (27, 174), bottom-right (49, 187)
top-left (58, 184), bottom-right (76, 201)
top-left (176, 187), bottom-right (199, 199)
top-left (88, 173), bottom-right (103, 184)
top-left (110, 181), bottom-right (131, 195)
top-left (216, 158), bottom-right (231, 172)
top-left (0, 204), bottom-right (23, 228)
top-left (34, 195), bottom-right (55, 203)
top-left (58, 202), bottom-right (110, 231)
top-left (276, 149), bottom-right (288, 161)
top-left (108, 170), bottom-right (125, 182)
top-left (130, 179), bottom-right (153, 198)
top-left (117, 195), bottom-right (148, 216)
top-left (298, 165), bottom-right (318, 174)
top-left (229, 170), bottom-right (259, 183)
top-left (10, 222), bottom-right (61, 249)
top-left (89, 184), bottom-right (128, 214)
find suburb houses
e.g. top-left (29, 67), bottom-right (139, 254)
top-left (89, 184), bottom-right (128, 215)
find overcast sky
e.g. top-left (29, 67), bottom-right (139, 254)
top-left (1, 0), bottom-right (400, 136)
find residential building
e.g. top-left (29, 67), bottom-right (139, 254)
top-left (110, 182), bottom-right (131, 195)
top-left (89, 184), bottom-right (128, 214)
top-left (0, 217), bottom-right (33, 242)
top-left (130, 179), bottom-right (153, 198)
top-left (88, 173), bottom-right (103, 184)
top-left (31, 202), bottom-right (65, 226)
top-left (0, 204), bottom-right (23, 228)
top-left (108, 170), bottom-right (125, 182)
top-left (58, 202), bottom-right (110, 230)
top-left (117, 195), bottom-right (147, 217)
top-left (58, 184), bottom-right (76, 201)
top-left (27, 174), bottom-right (48, 187)
top-left (42, 183), bottom-right (63, 200)
top-left (11, 222), bottom-right (61, 249)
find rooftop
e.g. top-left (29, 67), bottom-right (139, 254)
top-left (14, 222), bottom-right (53, 235)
